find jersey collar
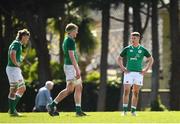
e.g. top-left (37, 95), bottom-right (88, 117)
top-left (131, 45), bottom-right (141, 49)
top-left (67, 35), bottom-right (75, 41)
top-left (16, 40), bottom-right (23, 45)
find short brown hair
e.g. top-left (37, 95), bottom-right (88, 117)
top-left (65, 23), bottom-right (78, 33)
top-left (16, 29), bottom-right (30, 40)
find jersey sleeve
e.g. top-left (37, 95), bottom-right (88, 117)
top-left (120, 47), bottom-right (128, 57)
top-left (67, 39), bottom-right (75, 50)
top-left (144, 48), bottom-right (151, 57)
top-left (11, 42), bottom-right (19, 51)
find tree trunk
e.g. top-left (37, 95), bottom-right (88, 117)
top-left (150, 0), bottom-right (160, 110)
top-left (169, 0), bottom-right (180, 110)
top-left (132, 0), bottom-right (142, 33)
top-left (0, 13), bottom-right (13, 111)
top-left (58, 16), bottom-right (66, 65)
top-left (26, 11), bottom-right (52, 87)
top-left (97, 2), bottom-right (110, 111)
top-left (0, 13), bottom-right (2, 64)
top-left (123, 0), bottom-right (130, 48)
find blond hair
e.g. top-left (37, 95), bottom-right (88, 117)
top-left (16, 29), bottom-right (30, 40)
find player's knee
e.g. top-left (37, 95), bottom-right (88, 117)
top-left (76, 84), bottom-right (82, 91)
top-left (132, 90), bottom-right (139, 97)
top-left (124, 88), bottom-right (130, 96)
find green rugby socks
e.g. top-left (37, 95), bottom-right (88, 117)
top-left (123, 104), bottom-right (128, 112)
top-left (8, 97), bottom-right (16, 114)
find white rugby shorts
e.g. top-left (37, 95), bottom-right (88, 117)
top-left (63, 65), bottom-right (82, 85)
top-left (6, 66), bottom-right (24, 87)
top-left (123, 72), bottom-right (143, 86)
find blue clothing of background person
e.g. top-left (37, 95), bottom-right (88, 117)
top-left (33, 81), bottom-right (54, 112)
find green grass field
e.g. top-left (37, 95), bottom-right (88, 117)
top-left (0, 112), bottom-right (180, 123)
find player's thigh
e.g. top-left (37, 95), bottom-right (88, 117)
top-left (66, 81), bottom-right (75, 92)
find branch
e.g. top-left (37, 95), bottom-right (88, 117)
top-left (142, 1), bottom-right (151, 34)
top-left (159, 0), bottom-right (170, 11)
top-left (140, 10), bottom-right (152, 17)
top-left (110, 16), bottom-right (133, 25)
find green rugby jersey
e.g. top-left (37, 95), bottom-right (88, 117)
top-left (120, 45), bottom-right (151, 72)
top-left (62, 36), bottom-right (78, 65)
top-left (7, 40), bottom-right (22, 67)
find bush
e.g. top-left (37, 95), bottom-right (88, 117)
top-left (85, 71), bottom-right (100, 82)
top-left (50, 61), bottom-right (65, 83)
top-left (21, 47), bottom-right (66, 85)
top-left (21, 48), bottom-right (38, 85)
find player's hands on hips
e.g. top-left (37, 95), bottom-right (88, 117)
top-left (141, 69), bottom-right (148, 75)
top-left (16, 62), bottom-right (20, 67)
top-left (76, 68), bottom-right (81, 79)
top-left (121, 67), bottom-right (128, 74)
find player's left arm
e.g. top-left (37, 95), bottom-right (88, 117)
top-left (141, 56), bottom-right (154, 75)
top-left (141, 48), bottom-right (154, 75)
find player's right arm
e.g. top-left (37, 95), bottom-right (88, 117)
top-left (69, 50), bottom-right (81, 79)
top-left (117, 47), bottom-right (128, 73)
top-left (10, 50), bottom-right (20, 67)
top-left (117, 56), bottom-right (128, 73)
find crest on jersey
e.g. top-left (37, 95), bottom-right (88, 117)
top-left (138, 50), bottom-right (142, 53)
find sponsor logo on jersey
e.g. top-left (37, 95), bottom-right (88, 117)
top-left (138, 50), bottom-right (142, 53)
top-left (130, 57), bottom-right (137, 60)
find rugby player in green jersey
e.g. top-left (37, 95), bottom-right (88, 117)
top-left (47, 23), bottom-right (86, 116)
top-left (117, 32), bottom-right (153, 116)
top-left (6, 29), bottom-right (30, 116)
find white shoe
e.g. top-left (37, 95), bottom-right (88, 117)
top-left (131, 112), bottom-right (137, 116)
top-left (121, 112), bottom-right (127, 116)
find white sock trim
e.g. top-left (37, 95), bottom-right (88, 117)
top-left (8, 97), bottom-right (16, 100)
top-left (16, 93), bottom-right (22, 97)
top-left (76, 104), bottom-right (81, 107)
top-left (131, 106), bottom-right (136, 109)
top-left (54, 100), bottom-right (58, 104)
top-left (123, 104), bottom-right (128, 107)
